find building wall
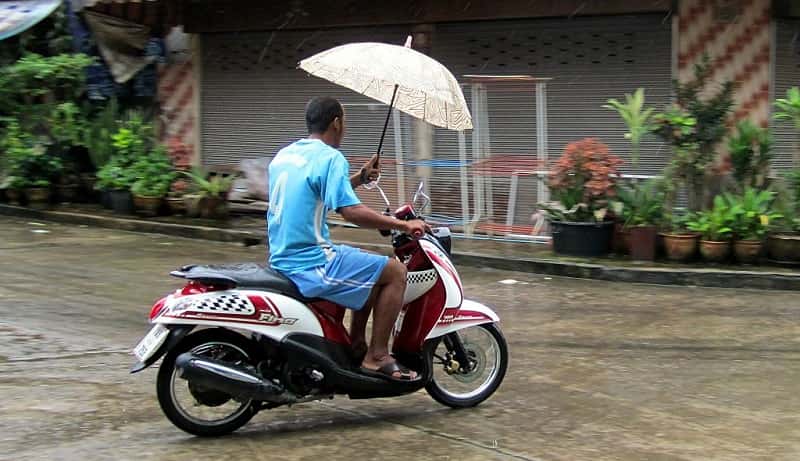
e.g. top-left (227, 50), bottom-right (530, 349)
top-left (677, 0), bottom-right (771, 127)
top-left (157, 26), bottom-right (197, 167)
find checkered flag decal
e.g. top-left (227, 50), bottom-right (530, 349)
top-left (194, 293), bottom-right (255, 315)
top-left (407, 269), bottom-right (437, 285)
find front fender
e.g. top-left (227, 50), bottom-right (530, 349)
top-left (425, 299), bottom-right (500, 340)
top-left (130, 325), bottom-right (193, 374)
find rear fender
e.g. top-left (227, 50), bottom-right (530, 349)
top-left (425, 299), bottom-right (499, 340)
top-left (130, 325), bottom-right (193, 374)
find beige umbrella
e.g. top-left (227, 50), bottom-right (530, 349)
top-left (299, 36), bottom-right (472, 156)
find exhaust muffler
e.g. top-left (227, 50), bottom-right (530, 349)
top-left (175, 352), bottom-right (292, 403)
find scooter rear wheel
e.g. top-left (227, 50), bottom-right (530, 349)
top-left (424, 323), bottom-right (508, 408)
top-left (156, 329), bottom-right (260, 437)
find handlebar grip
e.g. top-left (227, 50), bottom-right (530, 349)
top-left (412, 230), bottom-right (424, 238)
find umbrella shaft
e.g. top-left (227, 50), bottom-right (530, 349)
top-left (376, 84), bottom-right (399, 159)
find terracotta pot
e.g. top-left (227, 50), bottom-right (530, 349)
top-left (733, 240), bottom-right (762, 264)
top-left (660, 233), bottom-right (698, 262)
top-left (612, 222), bottom-right (630, 255)
top-left (133, 195), bottom-right (163, 216)
top-left (184, 194), bottom-right (203, 217)
top-left (57, 184), bottom-right (79, 203)
top-left (699, 240), bottom-right (731, 263)
top-left (166, 196), bottom-right (185, 214)
top-left (767, 234), bottom-right (800, 264)
top-left (26, 187), bottom-right (51, 207)
top-left (628, 225), bottom-right (657, 261)
top-left (201, 196), bottom-right (228, 219)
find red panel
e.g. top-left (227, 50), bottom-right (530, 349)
top-left (308, 301), bottom-right (351, 345)
top-left (149, 298), bottom-right (167, 320)
top-left (393, 279), bottom-right (446, 353)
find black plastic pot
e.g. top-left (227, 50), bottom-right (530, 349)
top-left (551, 221), bottom-right (614, 257)
top-left (109, 189), bottom-right (133, 215)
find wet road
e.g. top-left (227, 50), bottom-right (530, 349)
top-left (1, 217), bottom-right (799, 460)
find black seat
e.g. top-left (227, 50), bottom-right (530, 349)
top-left (172, 263), bottom-right (307, 300)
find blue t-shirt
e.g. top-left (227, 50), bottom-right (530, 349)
top-left (267, 139), bottom-right (361, 273)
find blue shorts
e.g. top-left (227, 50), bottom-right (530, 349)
top-left (285, 245), bottom-right (389, 310)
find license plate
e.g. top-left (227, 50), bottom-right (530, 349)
top-left (133, 324), bottom-right (170, 362)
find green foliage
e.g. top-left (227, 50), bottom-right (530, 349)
top-left (723, 188), bottom-right (781, 240)
top-left (727, 120), bottom-right (772, 191)
top-left (774, 87), bottom-right (800, 168)
top-left (83, 99), bottom-right (122, 168)
top-left (654, 54), bottom-right (735, 212)
top-left (603, 88), bottom-right (655, 168)
top-left (130, 146), bottom-right (176, 198)
top-left (685, 195), bottom-right (735, 241)
top-left (96, 163), bottom-right (134, 190)
top-left (47, 102), bottom-right (88, 151)
top-left (774, 87), bottom-right (800, 130)
top-left (181, 168), bottom-right (236, 198)
top-left (613, 179), bottom-right (664, 227)
top-left (673, 54), bottom-right (736, 158)
top-left (0, 53), bottom-right (94, 112)
top-left (111, 111), bottom-right (153, 160)
top-left (1, 120), bottom-right (62, 185)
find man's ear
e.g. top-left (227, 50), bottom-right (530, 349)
top-left (332, 117), bottom-right (342, 132)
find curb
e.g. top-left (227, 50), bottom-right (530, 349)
top-left (2, 204), bottom-right (798, 291)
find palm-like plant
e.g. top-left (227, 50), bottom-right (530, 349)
top-left (603, 88), bottom-right (654, 168)
top-left (774, 87), bottom-right (800, 168)
top-left (181, 168), bottom-right (235, 198)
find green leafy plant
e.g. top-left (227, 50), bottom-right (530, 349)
top-left (728, 120), bottom-right (772, 191)
top-left (613, 179), bottom-right (664, 227)
top-left (82, 99), bottom-right (122, 168)
top-left (130, 146), bottom-right (176, 198)
top-left (96, 163), bottom-right (134, 191)
top-left (0, 53), bottom-right (94, 115)
top-left (724, 188), bottom-right (781, 240)
top-left (181, 168), bottom-right (236, 198)
top-left (774, 87), bottom-right (800, 168)
top-left (47, 102), bottom-right (88, 152)
top-left (543, 138), bottom-right (622, 222)
top-left (686, 195), bottom-right (735, 241)
top-left (603, 88), bottom-right (655, 168)
top-left (654, 54), bottom-right (735, 211)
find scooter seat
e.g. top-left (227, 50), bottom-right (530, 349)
top-left (172, 263), bottom-right (309, 301)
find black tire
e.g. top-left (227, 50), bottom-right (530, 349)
top-left (156, 329), bottom-right (260, 437)
top-left (424, 323), bottom-right (508, 408)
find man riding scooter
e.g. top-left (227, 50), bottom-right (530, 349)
top-left (267, 96), bottom-right (429, 382)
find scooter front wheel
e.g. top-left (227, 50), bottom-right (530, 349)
top-left (424, 323), bottom-right (508, 408)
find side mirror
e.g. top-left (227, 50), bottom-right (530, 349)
top-left (412, 181), bottom-right (430, 211)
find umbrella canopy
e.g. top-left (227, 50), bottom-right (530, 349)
top-left (298, 40), bottom-right (472, 132)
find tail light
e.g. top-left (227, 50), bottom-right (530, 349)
top-left (149, 298), bottom-right (167, 320)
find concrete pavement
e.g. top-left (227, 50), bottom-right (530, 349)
top-left (1, 216), bottom-right (799, 460)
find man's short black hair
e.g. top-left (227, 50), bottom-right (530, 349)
top-left (305, 97), bottom-right (343, 134)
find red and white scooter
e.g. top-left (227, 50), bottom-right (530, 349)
top-left (131, 182), bottom-right (508, 437)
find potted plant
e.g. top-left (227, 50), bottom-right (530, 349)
top-left (603, 88), bottom-right (655, 170)
top-left (614, 179), bottom-right (663, 261)
top-left (1, 176), bottom-right (29, 206)
top-left (182, 168), bottom-right (236, 219)
top-left (130, 145), bottom-right (175, 216)
top-left (542, 138), bottom-right (622, 257)
top-left (774, 87), bottom-right (800, 169)
top-left (166, 178), bottom-right (189, 215)
top-left (767, 170), bottom-right (800, 264)
top-left (96, 163), bottom-right (134, 214)
top-left (686, 196), bottom-right (734, 262)
top-left (26, 179), bottom-right (52, 206)
top-left (660, 213), bottom-right (699, 262)
top-left (724, 188), bottom-right (781, 264)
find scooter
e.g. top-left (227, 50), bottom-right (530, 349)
top-left (131, 181), bottom-right (508, 437)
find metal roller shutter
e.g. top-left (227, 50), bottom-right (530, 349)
top-left (428, 15), bottom-right (672, 229)
top-left (773, 19), bottom-right (800, 171)
top-left (200, 27), bottom-right (416, 210)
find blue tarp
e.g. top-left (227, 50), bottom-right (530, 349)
top-left (0, 0), bottom-right (61, 40)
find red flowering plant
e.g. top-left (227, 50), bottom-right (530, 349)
top-left (542, 138), bottom-right (622, 222)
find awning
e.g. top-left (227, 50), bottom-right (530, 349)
top-left (0, 0), bottom-right (61, 40)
